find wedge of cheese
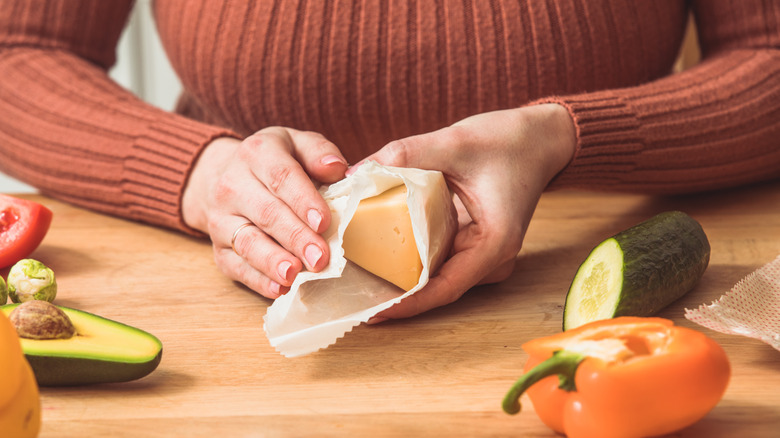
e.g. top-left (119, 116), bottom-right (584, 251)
top-left (341, 184), bottom-right (422, 291)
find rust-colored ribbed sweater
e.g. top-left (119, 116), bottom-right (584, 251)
top-left (0, 0), bottom-right (778, 233)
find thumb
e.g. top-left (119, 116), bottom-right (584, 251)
top-left (349, 131), bottom-right (450, 175)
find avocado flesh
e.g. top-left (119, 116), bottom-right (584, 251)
top-left (1, 304), bottom-right (162, 386)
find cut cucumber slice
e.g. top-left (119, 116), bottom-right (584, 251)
top-left (563, 211), bottom-right (710, 330)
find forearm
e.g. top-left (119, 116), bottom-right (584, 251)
top-left (546, 0), bottom-right (780, 194)
top-left (0, 46), bottom-right (238, 233)
top-left (0, 0), bottom-right (242, 233)
top-left (546, 49), bottom-right (779, 193)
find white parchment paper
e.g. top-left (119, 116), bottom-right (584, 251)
top-left (263, 162), bottom-right (457, 357)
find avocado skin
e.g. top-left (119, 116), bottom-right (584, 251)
top-left (614, 211), bottom-right (711, 317)
top-left (25, 350), bottom-right (162, 386)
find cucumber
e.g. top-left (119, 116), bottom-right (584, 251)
top-left (563, 211), bottom-right (710, 330)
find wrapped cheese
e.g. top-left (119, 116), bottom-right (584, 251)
top-left (263, 161), bottom-right (457, 357)
top-left (341, 184), bottom-right (423, 291)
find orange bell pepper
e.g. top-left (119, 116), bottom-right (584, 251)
top-left (502, 317), bottom-right (730, 438)
top-left (0, 309), bottom-right (41, 438)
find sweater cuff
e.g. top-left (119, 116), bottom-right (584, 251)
top-left (124, 115), bottom-right (240, 235)
top-left (534, 94), bottom-right (644, 190)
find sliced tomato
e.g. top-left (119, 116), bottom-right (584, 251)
top-left (0, 194), bottom-right (53, 268)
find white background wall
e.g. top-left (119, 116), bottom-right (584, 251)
top-left (0, 0), bottom-right (182, 194)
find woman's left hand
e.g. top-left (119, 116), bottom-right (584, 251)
top-left (353, 103), bottom-right (576, 320)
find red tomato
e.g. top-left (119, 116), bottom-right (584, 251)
top-left (0, 194), bottom-right (53, 268)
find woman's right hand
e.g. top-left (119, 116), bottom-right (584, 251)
top-left (182, 127), bottom-right (348, 299)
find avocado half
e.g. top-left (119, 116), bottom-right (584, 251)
top-left (1, 304), bottom-right (162, 386)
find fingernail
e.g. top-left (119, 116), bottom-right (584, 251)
top-left (345, 160), bottom-right (365, 176)
top-left (321, 155), bottom-right (346, 166)
top-left (278, 260), bottom-right (293, 282)
top-left (269, 281), bottom-right (282, 297)
top-left (307, 209), bottom-right (322, 231)
top-left (304, 244), bottom-right (323, 269)
top-left (367, 316), bottom-right (388, 325)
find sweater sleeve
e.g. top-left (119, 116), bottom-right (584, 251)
top-left (544, 0), bottom-right (780, 194)
top-left (0, 0), bottom-right (239, 233)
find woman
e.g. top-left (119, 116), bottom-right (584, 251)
top-left (0, 0), bottom-right (777, 320)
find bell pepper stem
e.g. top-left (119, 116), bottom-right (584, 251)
top-left (502, 349), bottom-right (586, 415)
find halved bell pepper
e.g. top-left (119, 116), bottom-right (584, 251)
top-left (0, 309), bottom-right (40, 437)
top-left (502, 317), bottom-right (730, 438)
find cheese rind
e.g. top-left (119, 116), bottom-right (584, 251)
top-left (341, 184), bottom-right (422, 291)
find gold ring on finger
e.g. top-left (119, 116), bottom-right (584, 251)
top-left (231, 222), bottom-right (254, 255)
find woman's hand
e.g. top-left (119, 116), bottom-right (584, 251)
top-left (357, 103), bottom-right (576, 320)
top-left (182, 127), bottom-right (348, 298)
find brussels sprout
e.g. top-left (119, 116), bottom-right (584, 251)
top-left (0, 276), bottom-right (7, 304)
top-left (7, 259), bottom-right (57, 303)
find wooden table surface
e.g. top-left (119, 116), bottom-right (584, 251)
top-left (4, 179), bottom-right (780, 438)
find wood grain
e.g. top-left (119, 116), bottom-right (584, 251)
top-left (6, 179), bottom-right (779, 437)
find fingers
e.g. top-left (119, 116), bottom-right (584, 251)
top-left (228, 134), bottom-right (328, 270)
top-left (287, 129), bottom-right (349, 183)
top-left (243, 128), bottom-right (337, 233)
top-left (371, 241), bottom-right (496, 320)
top-left (371, 254), bottom-right (517, 321)
top-left (209, 128), bottom-right (348, 299)
top-left (478, 259), bottom-right (517, 285)
top-left (215, 219), bottom-right (300, 299)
